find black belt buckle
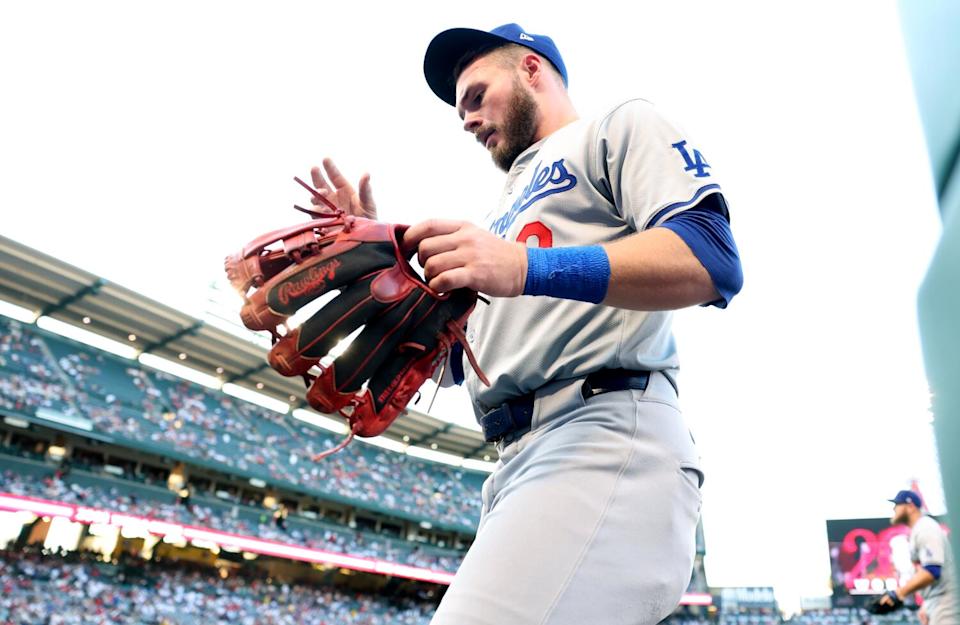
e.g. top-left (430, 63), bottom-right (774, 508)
top-left (480, 403), bottom-right (515, 443)
top-left (480, 395), bottom-right (534, 443)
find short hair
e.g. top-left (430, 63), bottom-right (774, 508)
top-left (451, 43), bottom-right (564, 87)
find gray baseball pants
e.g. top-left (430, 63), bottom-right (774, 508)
top-left (926, 595), bottom-right (960, 625)
top-left (430, 371), bottom-right (703, 625)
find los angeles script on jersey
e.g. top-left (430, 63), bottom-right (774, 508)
top-left (490, 158), bottom-right (577, 237)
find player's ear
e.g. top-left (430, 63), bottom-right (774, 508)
top-left (520, 53), bottom-right (542, 86)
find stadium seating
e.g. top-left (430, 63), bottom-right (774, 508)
top-left (662, 608), bottom-right (920, 625)
top-left (781, 607), bottom-right (920, 625)
top-left (0, 316), bottom-right (485, 530)
top-left (0, 450), bottom-right (465, 573)
top-left (44, 333), bottom-right (147, 409)
top-left (0, 543), bottom-right (923, 625)
top-left (0, 320), bottom-right (79, 416)
top-left (0, 548), bottom-right (437, 625)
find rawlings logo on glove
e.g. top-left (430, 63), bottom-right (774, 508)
top-left (224, 176), bottom-right (487, 460)
top-left (275, 259), bottom-right (343, 306)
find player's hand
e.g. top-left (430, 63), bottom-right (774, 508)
top-left (880, 590), bottom-right (903, 607)
top-left (403, 219), bottom-right (527, 296)
top-left (309, 158), bottom-right (377, 219)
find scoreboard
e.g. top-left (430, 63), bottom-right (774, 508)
top-left (826, 516), bottom-right (946, 605)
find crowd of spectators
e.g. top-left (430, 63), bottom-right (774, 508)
top-left (0, 317), bottom-right (484, 530)
top-left (0, 321), bottom-right (81, 417)
top-left (0, 467), bottom-right (464, 573)
top-left (0, 548), bottom-right (436, 625)
top-left (661, 607), bottom-right (920, 625)
top-left (782, 607), bottom-right (920, 625)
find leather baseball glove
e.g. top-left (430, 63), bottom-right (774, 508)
top-left (866, 591), bottom-right (904, 615)
top-left (225, 176), bottom-right (487, 459)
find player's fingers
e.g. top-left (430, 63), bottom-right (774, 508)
top-left (416, 232), bottom-right (461, 266)
top-left (323, 157), bottom-right (351, 189)
top-left (422, 250), bottom-right (465, 282)
top-left (310, 166), bottom-right (331, 192)
top-left (358, 173), bottom-right (376, 213)
top-left (429, 267), bottom-right (470, 293)
top-left (403, 220), bottom-right (465, 251)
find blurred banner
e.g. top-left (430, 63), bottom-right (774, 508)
top-left (826, 517), bottom-right (948, 606)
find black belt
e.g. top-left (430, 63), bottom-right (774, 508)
top-left (479, 369), bottom-right (653, 444)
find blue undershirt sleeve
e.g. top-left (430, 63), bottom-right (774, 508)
top-left (924, 564), bottom-right (943, 580)
top-left (658, 193), bottom-right (743, 308)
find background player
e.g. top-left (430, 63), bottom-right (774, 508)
top-left (392, 23), bottom-right (742, 625)
top-left (880, 490), bottom-right (959, 625)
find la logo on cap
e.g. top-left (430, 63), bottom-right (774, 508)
top-left (519, 32), bottom-right (535, 41)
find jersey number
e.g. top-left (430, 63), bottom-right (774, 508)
top-left (516, 221), bottom-right (553, 248)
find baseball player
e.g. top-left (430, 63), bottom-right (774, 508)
top-left (879, 490), bottom-right (959, 625)
top-left (311, 23), bottom-right (742, 625)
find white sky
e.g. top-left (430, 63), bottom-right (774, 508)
top-left (0, 0), bottom-right (946, 612)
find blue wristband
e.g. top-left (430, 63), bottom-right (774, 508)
top-left (523, 245), bottom-right (611, 303)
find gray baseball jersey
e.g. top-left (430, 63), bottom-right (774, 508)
top-left (911, 516), bottom-right (959, 624)
top-left (463, 98), bottom-right (723, 411)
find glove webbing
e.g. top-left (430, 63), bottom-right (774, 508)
top-left (309, 327), bottom-right (488, 460)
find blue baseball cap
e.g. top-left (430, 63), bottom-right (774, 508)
top-left (423, 23), bottom-right (568, 106)
top-left (889, 490), bottom-right (923, 507)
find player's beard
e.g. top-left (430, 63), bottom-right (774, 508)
top-left (489, 77), bottom-right (539, 172)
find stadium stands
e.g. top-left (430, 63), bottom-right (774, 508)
top-left (0, 536), bottom-right (926, 625)
top-left (0, 548), bottom-right (436, 625)
top-left (0, 319), bottom-right (81, 417)
top-left (781, 607), bottom-right (920, 625)
top-left (0, 450), bottom-right (465, 573)
top-left (659, 607), bottom-right (921, 625)
top-left (0, 316), bottom-right (484, 531)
